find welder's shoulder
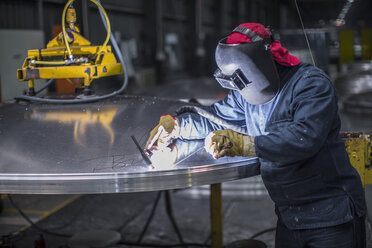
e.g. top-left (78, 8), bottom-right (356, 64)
top-left (299, 63), bottom-right (329, 79)
top-left (292, 63), bottom-right (334, 95)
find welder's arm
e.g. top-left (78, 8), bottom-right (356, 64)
top-left (204, 129), bottom-right (256, 159)
top-left (255, 74), bottom-right (338, 164)
top-left (177, 90), bottom-right (246, 140)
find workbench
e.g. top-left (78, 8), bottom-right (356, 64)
top-left (0, 95), bottom-right (260, 247)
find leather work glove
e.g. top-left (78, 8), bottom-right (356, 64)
top-left (204, 129), bottom-right (256, 159)
top-left (145, 114), bottom-right (180, 151)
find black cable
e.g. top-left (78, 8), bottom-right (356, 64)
top-left (6, 193), bottom-right (212, 248)
top-left (116, 197), bottom-right (152, 232)
top-left (137, 191), bottom-right (162, 243)
top-left (248, 227), bottom-right (276, 240)
top-left (164, 190), bottom-right (184, 243)
top-left (294, 0), bottom-right (315, 66)
top-left (119, 241), bottom-right (210, 247)
top-left (7, 195), bottom-right (73, 238)
top-left (137, 191), bottom-right (185, 245)
top-left (35, 79), bottom-right (55, 95)
top-left (6, 194), bottom-right (208, 248)
top-left (44, 196), bottom-right (87, 232)
top-left (15, 75), bottom-right (127, 104)
top-left (0, 230), bottom-right (25, 247)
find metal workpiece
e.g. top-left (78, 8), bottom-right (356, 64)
top-left (0, 95), bottom-right (259, 194)
top-left (343, 92), bottom-right (372, 114)
top-left (334, 61), bottom-right (372, 106)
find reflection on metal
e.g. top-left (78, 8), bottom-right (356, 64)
top-left (343, 92), bottom-right (372, 114)
top-left (27, 106), bottom-right (120, 147)
top-left (174, 146), bottom-right (205, 167)
top-left (334, 61), bottom-right (372, 111)
top-left (343, 61), bottom-right (372, 72)
top-left (0, 95), bottom-right (259, 194)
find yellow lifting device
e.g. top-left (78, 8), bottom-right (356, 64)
top-left (17, 0), bottom-right (123, 97)
top-left (342, 132), bottom-right (372, 187)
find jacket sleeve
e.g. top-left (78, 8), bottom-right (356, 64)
top-left (177, 90), bottom-right (246, 140)
top-left (255, 72), bottom-right (339, 164)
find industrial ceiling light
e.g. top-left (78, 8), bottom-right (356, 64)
top-left (335, 0), bottom-right (354, 27)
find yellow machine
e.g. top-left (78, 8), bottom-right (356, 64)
top-left (342, 132), bottom-right (372, 187)
top-left (17, 0), bottom-right (123, 97)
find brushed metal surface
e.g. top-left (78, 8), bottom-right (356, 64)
top-left (334, 62), bottom-right (372, 103)
top-left (0, 95), bottom-right (259, 194)
top-left (343, 92), bottom-right (372, 114)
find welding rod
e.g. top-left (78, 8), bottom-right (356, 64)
top-left (131, 135), bottom-right (152, 165)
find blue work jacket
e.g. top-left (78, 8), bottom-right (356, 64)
top-left (176, 62), bottom-right (366, 230)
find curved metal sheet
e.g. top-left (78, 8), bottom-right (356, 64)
top-left (343, 92), bottom-right (372, 114)
top-left (334, 62), bottom-right (372, 103)
top-left (0, 95), bottom-right (259, 194)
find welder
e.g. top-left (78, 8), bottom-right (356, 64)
top-left (146, 23), bottom-right (366, 247)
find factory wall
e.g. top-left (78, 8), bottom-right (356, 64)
top-left (3, 0), bottom-right (370, 93)
top-left (0, 0), bottom-right (285, 86)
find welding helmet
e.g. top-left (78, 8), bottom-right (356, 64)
top-left (214, 26), bottom-right (280, 105)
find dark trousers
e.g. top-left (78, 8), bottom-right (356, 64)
top-left (275, 216), bottom-right (366, 248)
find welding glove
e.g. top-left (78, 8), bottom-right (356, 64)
top-left (145, 114), bottom-right (180, 151)
top-left (204, 129), bottom-right (256, 159)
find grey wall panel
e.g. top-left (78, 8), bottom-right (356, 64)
top-left (0, 1), bottom-right (38, 29)
top-left (0, 29), bottom-right (45, 102)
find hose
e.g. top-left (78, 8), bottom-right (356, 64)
top-left (249, 227), bottom-right (276, 240)
top-left (7, 195), bottom-right (73, 238)
top-left (62, 0), bottom-right (111, 58)
top-left (62, 0), bottom-right (75, 58)
top-left (35, 78), bottom-right (55, 95)
top-left (15, 0), bottom-right (128, 104)
top-left (28, 0), bottom-right (111, 66)
top-left (33, 60), bottom-right (66, 65)
top-left (137, 192), bottom-right (162, 243)
top-left (175, 105), bottom-right (247, 134)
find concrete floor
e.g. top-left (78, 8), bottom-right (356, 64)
top-left (0, 176), bottom-right (278, 248)
top-left (1, 176), bottom-right (372, 248)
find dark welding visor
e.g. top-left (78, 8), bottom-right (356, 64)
top-left (214, 37), bottom-right (280, 105)
top-left (214, 68), bottom-right (251, 91)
